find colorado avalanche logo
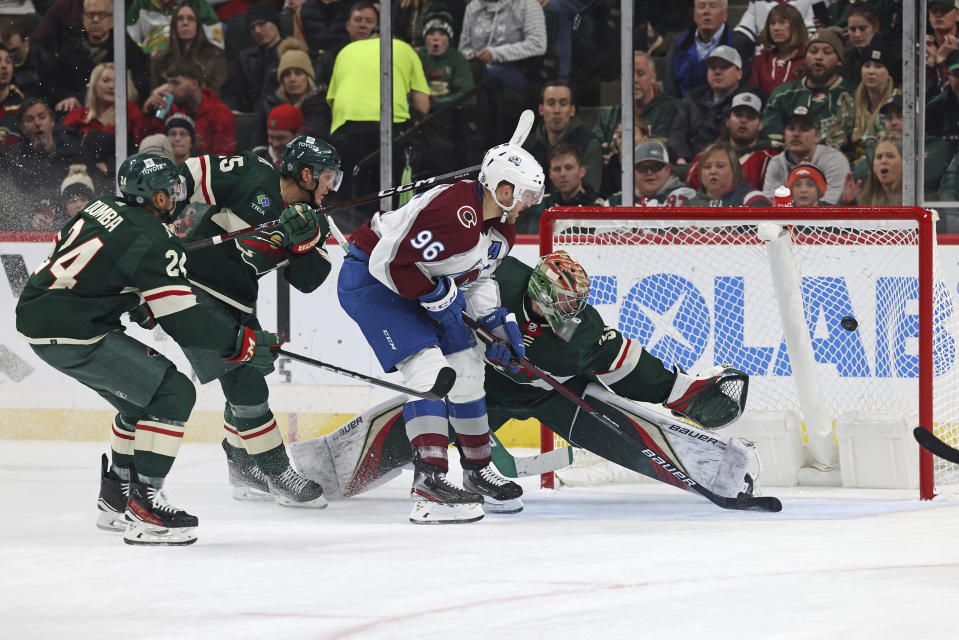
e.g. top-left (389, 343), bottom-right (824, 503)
top-left (457, 206), bottom-right (478, 228)
top-left (508, 155), bottom-right (521, 166)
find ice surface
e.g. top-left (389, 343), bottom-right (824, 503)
top-left (2, 440), bottom-right (959, 639)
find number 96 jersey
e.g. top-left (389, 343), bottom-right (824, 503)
top-left (350, 180), bottom-right (516, 313)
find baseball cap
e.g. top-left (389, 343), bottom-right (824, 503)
top-left (808, 27), bottom-right (845, 63)
top-left (705, 45), bottom-right (742, 70)
top-left (879, 94), bottom-right (902, 118)
top-left (634, 140), bottom-right (669, 166)
top-left (268, 104), bottom-right (304, 132)
top-left (731, 92), bottom-right (762, 114)
top-left (929, 1), bottom-right (959, 10)
top-left (786, 105), bottom-right (819, 130)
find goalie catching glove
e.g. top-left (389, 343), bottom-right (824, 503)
top-left (664, 365), bottom-right (749, 430)
top-left (279, 203), bottom-right (329, 254)
top-left (228, 327), bottom-right (284, 369)
top-left (475, 308), bottom-right (525, 372)
top-left (419, 276), bottom-right (475, 354)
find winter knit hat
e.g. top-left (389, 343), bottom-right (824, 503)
top-left (246, 1), bottom-right (281, 29)
top-left (138, 133), bottom-right (175, 161)
top-left (808, 27), bottom-right (845, 63)
top-left (60, 165), bottom-right (95, 198)
top-left (423, 16), bottom-right (454, 41)
top-left (268, 104), bottom-right (304, 131)
top-left (165, 112), bottom-right (196, 143)
top-left (277, 38), bottom-right (315, 82)
top-left (787, 162), bottom-right (828, 197)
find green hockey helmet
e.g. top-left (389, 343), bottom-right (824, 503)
top-left (527, 250), bottom-right (591, 333)
top-left (280, 135), bottom-right (343, 192)
top-left (117, 153), bottom-right (184, 207)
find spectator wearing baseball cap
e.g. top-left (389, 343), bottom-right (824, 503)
top-left (221, 2), bottom-right (285, 113)
top-left (787, 161), bottom-right (831, 206)
top-left (607, 140), bottom-right (696, 207)
top-left (252, 37), bottom-right (331, 149)
top-left (165, 112), bottom-right (195, 165)
top-left (257, 104), bottom-right (303, 166)
top-left (762, 26), bottom-right (855, 152)
top-left (686, 91), bottom-right (777, 192)
top-left (762, 105), bottom-right (850, 204)
top-left (835, 36), bottom-right (900, 164)
top-left (669, 45), bottom-right (763, 167)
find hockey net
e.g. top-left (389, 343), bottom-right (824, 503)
top-left (538, 206), bottom-right (959, 499)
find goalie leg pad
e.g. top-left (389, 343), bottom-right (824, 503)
top-left (664, 365), bottom-right (749, 430)
top-left (289, 396), bottom-right (411, 499)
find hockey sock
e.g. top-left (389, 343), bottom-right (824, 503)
top-left (222, 406), bottom-right (255, 464)
top-left (404, 398), bottom-right (450, 471)
top-left (448, 398), bottom-right (491, 467)
top-left (228, 401), bottom-right (288, 475)
top-left (109, 414), bottom-right (137, 479)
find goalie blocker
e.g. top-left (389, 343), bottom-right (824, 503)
top-left (289, 380), bottom-right (763, 508)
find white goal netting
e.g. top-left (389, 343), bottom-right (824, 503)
top-left (541, 207), bottom-right (959, 497)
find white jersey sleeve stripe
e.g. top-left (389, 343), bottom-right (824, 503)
top-left (186, 156), bottom-right (216, 205)
top-left (596, 338), bottom-right (643, 385)
top-left (145, 290), bottom-right (198, 318)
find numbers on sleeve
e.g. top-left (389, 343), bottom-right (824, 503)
top-left (599, 327), bottom-right (618, 344)
top-left (47, 237), bottom-right (105, 290)
top-left (219, 155), bottom-right (245, 172)
top-left (164, 249), bottom-right (188, 277)
top-left (409, 229), bottom-right (445, 261)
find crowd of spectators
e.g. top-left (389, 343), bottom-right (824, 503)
top-left (0, 0), bottom-right (955, 234)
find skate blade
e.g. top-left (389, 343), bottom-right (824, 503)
top-left (123, 523), bottom-right (197, 546)
top-left (96, 505), bottom-right (128, 532)
top-left (409, 499), bottom-right (484, 525)
top-left (482, 497), bottom-right (524, 514)
top-left (274, 494), bottom-right (328, 509)
top-left (231, 485), bottom-right (274, 502)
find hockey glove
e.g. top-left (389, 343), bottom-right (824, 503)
top-left (419, 277), bottom-right (475, 354)
top-left (128, 303), bottom-right (157, 330)
top-left (279, 203), bottom-right (329, 254)
top-left (228, 327), bottom-right (284, 369)
top-left (476, 308), bottom-right (525, 372)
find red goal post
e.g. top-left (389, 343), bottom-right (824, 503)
top-left (537, 206), bottom-right (949, 499)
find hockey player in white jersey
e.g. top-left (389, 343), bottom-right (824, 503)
top-left (337, 143), bottom-right (545, 524)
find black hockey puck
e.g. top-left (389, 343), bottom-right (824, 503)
top-left (841, 316), bottom-right (858, 331)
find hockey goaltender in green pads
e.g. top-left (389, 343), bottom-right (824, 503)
top-left (288, 386), bottom-right (764, 506)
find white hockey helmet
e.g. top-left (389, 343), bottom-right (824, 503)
top-left (478, 143), bottom-right (546, 212)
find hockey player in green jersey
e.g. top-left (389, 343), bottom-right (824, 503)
top-left (290, 251), bottom-right (754, 505)
top-left (15, 154), bottom-right (283, 545)
top-left (165, 135), bottom-right (343, 507)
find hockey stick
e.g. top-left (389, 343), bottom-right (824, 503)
top-left (465, 315), bottom-right (782, 512)
top-left (489, 429), bottom-right (574, 478)
top-left (276, 349), bottom-right (456, 401)
top-left (184, 164), bottom-right (482, 251)
top-left (914, 427), bottom-right (959, 465)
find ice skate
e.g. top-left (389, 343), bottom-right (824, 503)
top-left (266, 465), bottom-right (328, 508)
top-left (221, 440), bottom-right (272, 501)
top-left (410, 460), bottom-right (484, 524)
top-left (96, 453), bottom-right (129, 532)
top-left (463, 462), bottom-right (524, 514)
top-left (123, 468), bottom-right (198, 546)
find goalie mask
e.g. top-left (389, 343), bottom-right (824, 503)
top-left (479, 143), bottom-right (545, 212)
top-left (281, 135), bottom-right (343, 193)
top-left (117, 153), bottom-right (184, 221)
top-left (527, 250), bottom-right (590, 334)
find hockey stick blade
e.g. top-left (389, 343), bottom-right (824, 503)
top-left (277, 349), bottom-right (455, 401)
top-left (697, 487), bottom-right (783, 513)
top-left (914, 427), bottom-right (959, 465)
top-left (184, 164), bottom-right (481, 251)
top-left (489, 430), bottom-right (574, 478)
top-left (510, 109), bottom-right (535, 146)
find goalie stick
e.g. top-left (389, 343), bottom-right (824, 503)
top-left (183, 164), bottom-right (482, 251)
top-left (465, 315), bottom-right (782, 512)
top-left (913, 427), bottom-right (959, 465)
top-left (276, 349), bottom-right (456, 401)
